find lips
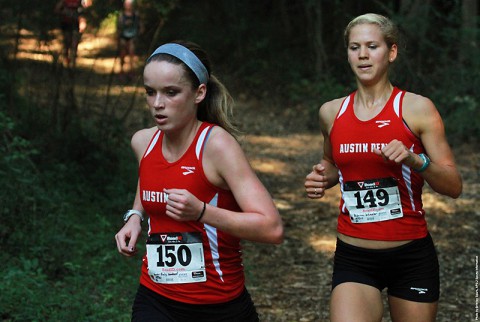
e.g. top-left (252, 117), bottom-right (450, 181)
top-left (358, 64), bottom-right (372, 70)
top-left (154, 114), bottom-right (167, 124)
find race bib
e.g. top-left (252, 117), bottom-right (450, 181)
top-left (343, 177), bottom-right (403, 223)
top-left (146, 232), bottom-right (206, 284)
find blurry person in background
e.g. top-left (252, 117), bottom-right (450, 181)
top-left (117, 0), bottom-right (143, 80)
top-left (54, 0), bottom-right (92, 68)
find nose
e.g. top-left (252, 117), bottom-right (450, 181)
top-left (153, 93), bottom-right (165, 109)
top-left (359, 46), bottom-right (368, 59)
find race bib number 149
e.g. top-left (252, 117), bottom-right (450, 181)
top-left (146, 232), bottom-right (206, 284)
top-left (343, 177), bottom-right (403, 223)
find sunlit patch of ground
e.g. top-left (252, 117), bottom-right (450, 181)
top-left (308, 234), bottom-right (336, 254)
top-left (250, 158), bottom-right (288, 176)
top-left (10, 26), bottom-right (480, 322)
top-left (14, 28), bottom-right (141, 75)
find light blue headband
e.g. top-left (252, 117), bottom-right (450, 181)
top-left (148, 43), bottom-right (209, 85)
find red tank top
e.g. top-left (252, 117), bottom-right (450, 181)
top-left (61, 0), bottom-right (82, 24)
top-left (138, 123), bottom-right (245, 304)
top-left (330, 87), bottom-right (428, 240)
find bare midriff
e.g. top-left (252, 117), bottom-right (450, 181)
top-left (338, 233), bottom-right (412, 249)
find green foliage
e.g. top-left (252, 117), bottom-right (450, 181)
top-left (152, 0), bottom-right (479, 141)
top-left (442, 95), bottom-right (479, 143)
top-left (286, 76), bottom-right (352, 130)
top-left (0, 78), bottom-right (43, 249)
top-left (0, 226), bottom-right (140, 321)
top-left (0, 121), bottom-right (140, 320)
top-left (0, 1), bottom-right (478, 320)
top-left (0, 53), bottom-right (140, 321)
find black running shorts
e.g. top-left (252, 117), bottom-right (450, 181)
top-left (332, 233), bottom-right (440, 302)
top-left (131, 284), bottom-right (259, 322)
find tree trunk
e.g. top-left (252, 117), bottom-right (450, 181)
top-left (397, 0), bottom-right (432, 86)
top-left (461, 0), bottom-right (478, 63)
top-left (303, 1), bottom-right (327, 75)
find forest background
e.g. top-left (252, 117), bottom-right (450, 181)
top-left (0, 0), bottom-right (478, 321)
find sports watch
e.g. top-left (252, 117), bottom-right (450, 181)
top-left (414, 153), bottom-right (431, 173)
top-left (123, 209), bottom-right (144, 223)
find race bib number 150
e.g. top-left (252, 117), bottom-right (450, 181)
top-left (343, 177), bottom-right (403, 223)
top-left (146, 232), bottom-right (206, 284)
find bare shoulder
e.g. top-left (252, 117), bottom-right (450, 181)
top-left (403, 92), bottom-right (437, 114)
top-left (319, 96), bottom-right (347, 133)
top-left (131, 127), bottom-right (158, 146)
top-left (402, 92), bottom-right (441, 135)
top-left (320, 97), bottom-right (346, 115)
top-left (204, 126), bottom-right (240, 155)
top-left (202, 126), bottom-right (247, 189)
top-left (131, 127), bottom-right (158, 159)
top-left (204, 126), bottom-right (251, 168)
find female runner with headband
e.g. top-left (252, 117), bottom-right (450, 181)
top-left (115, 40), bottom-right (283, 321)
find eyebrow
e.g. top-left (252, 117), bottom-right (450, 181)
top-left (349, 40), bottom-right (381, 46)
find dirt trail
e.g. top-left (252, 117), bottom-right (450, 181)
top-left (236, 99), bottom-right (479, 322)
top-left (16, 30), bottom-right (480, 322)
